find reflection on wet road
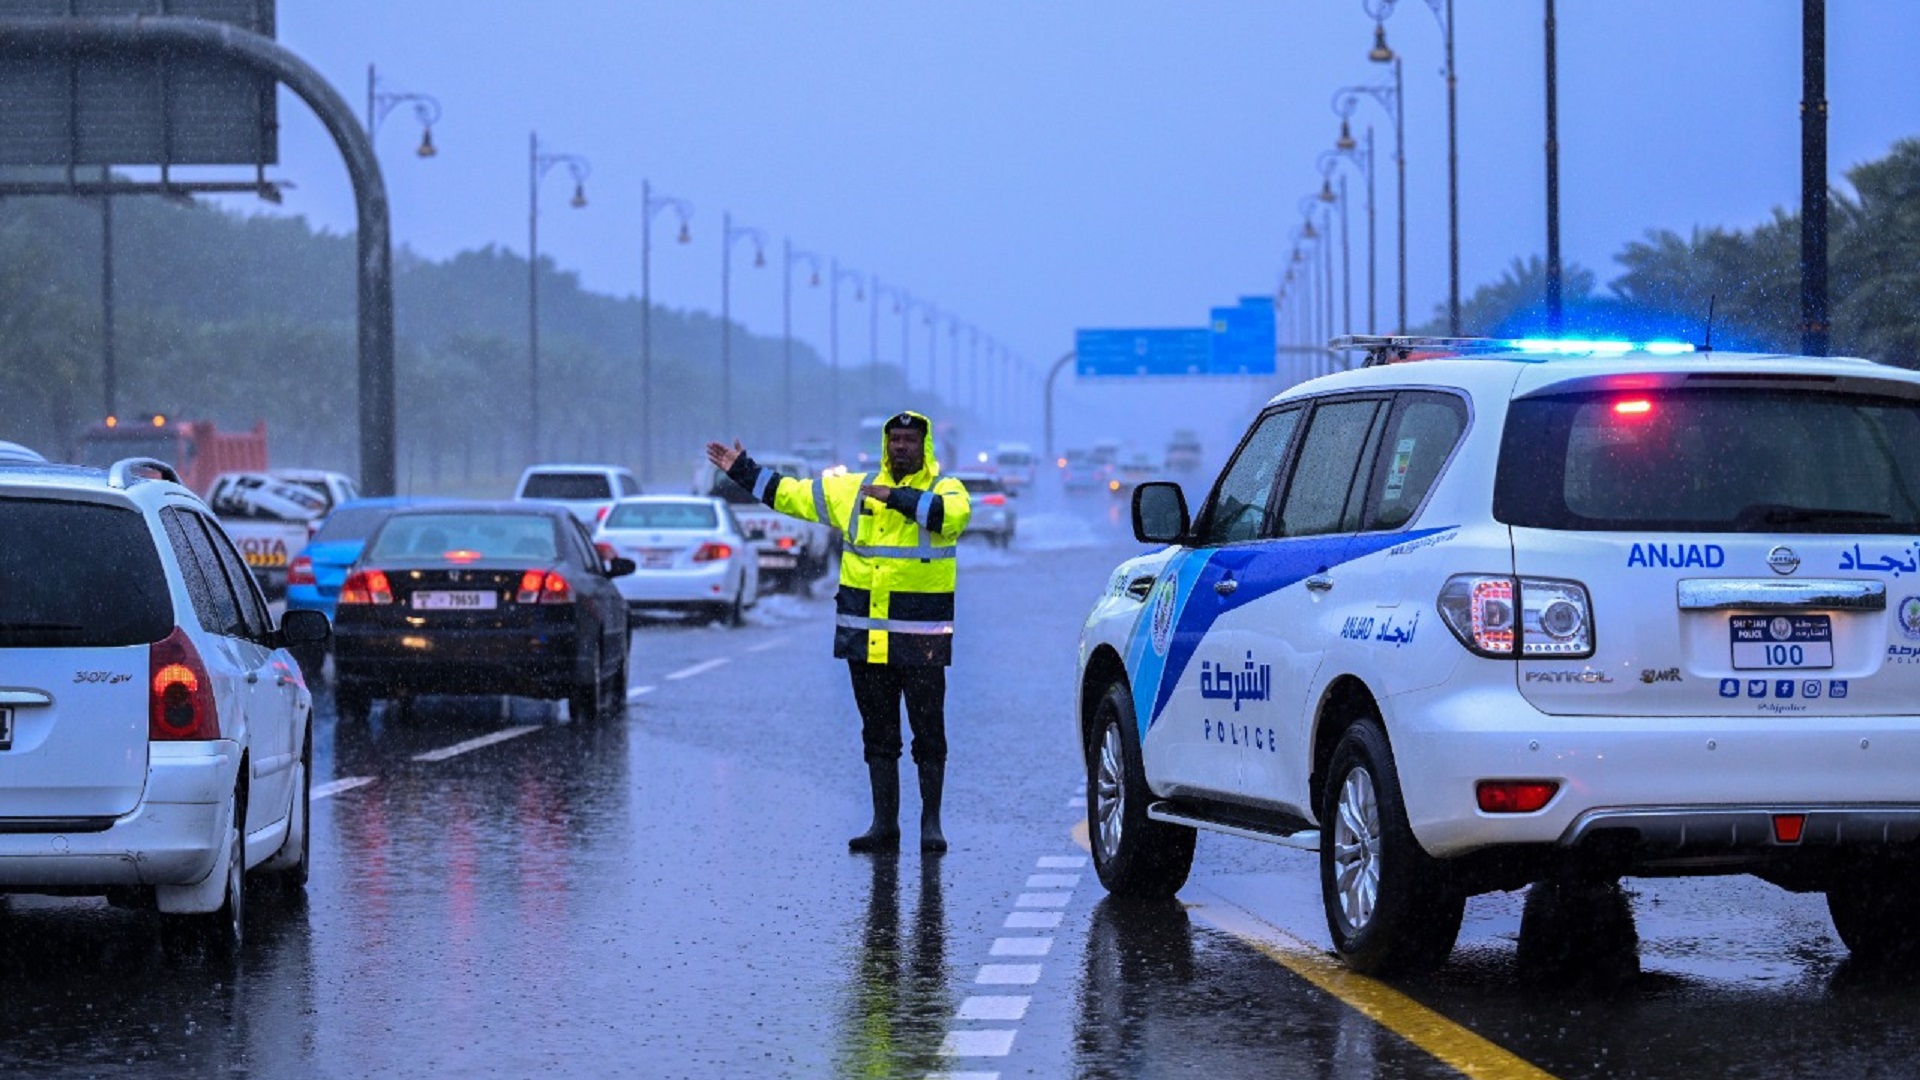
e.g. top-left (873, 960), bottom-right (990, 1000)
top-left (3, 489), bottom-right (1920, 1077)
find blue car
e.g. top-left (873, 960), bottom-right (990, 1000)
top-left (286, 497), bottom-right (432, 678)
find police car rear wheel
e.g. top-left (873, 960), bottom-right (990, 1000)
top-left (1088, 681), bottom-right (1194, 899)
top-left (1320, 718), bottom-right (1462, 975)
top-left (1827, 869), bottom-right (1920, 961)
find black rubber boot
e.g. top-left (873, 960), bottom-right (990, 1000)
top-left (918, 759), bottom-right (947, 854)
top-left (848, 759), bottom-right (901, 853)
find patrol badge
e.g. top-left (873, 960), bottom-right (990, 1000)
top-left (1149, 576), bottom-right (1177, 657)
top-left (1900, 596), bottom-right (1920, 640)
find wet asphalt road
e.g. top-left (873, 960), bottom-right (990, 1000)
top-left (4, 488), bottom-right (1920, 1078)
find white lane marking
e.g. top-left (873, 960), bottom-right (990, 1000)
top-left (1035, 855), bottom-right (1086, 869)
top-left (956, 996), bottom-right (1030, 1022)
top-left (746, 637), bottom-right (787, 653)
top-left (666, 657), bottom-right (731, 681)
top-left (1025, 874), bottom-right (1080, 889)
top-left (312, 776), bottom-right (374, 800)
top-left (1004, 911), bottom-right (1062, 930)
top-left (411, 725), bottom-right (540, 763)
top-left (975, 964), bottom-right (1042, 986)
top-left (990, 937), bottom-right (1054, 957)
top-left (626, 685), bottom-right (656, 701)
top-left (938, 1030), bottom-right (1016, 1057)
top-left (1014, 892), bottom-right (1070, 908)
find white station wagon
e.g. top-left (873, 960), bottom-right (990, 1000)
top-left (1078, 335), bottom-right (1920, 974)
top-left (0, 457), bottom-right (329, 950)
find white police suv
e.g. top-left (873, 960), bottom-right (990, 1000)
top-left (0, 457), bottom-right (329, 951)
top-left (1078, 335), bottom-right (1920, 974)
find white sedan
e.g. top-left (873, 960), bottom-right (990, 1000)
top-left (594, 496), bottom-right (761, 626)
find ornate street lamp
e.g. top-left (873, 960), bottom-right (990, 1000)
top-left (365, 63), bottom-right (440, 158)
top-left (528, 132), bottom-right (590, 462)
top-left (720, 212), bottom-right (768, 435)
top-left (1364, 0), bottom-right (1459, 334)
top-left (640, 181), bottom-right (692, 483)
top-left (1333, 70), bottom-right (1405, 333)
top-left (781, 238), bottom-right (822, 450)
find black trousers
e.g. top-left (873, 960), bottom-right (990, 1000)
top-left (848, 661), bottom-right (947, 766)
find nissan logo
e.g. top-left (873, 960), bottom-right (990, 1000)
top-left (1767, 546), bottom-right (1801, 575)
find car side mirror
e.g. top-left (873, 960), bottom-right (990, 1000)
top-left (607, 556), bottom-right (637, 579)
top-left (277, 608), bottom-right (331, 648)
top-left (1132, 481), bottom-right (1190, 544)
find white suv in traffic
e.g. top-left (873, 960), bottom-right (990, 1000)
top-left (0, 456), bottom-right (329, 950)
top-left (1079, 336), bottom-right (1920, 973)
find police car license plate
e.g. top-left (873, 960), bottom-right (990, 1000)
top-left (0, 706), bottom-right (11, 751)
top-left (413, 590), bottom-right (497, 611)
top-left (1730, 614), bottom-right (1833, 670)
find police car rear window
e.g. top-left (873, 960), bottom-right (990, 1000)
top-left (0, 499), bottom-right (172, 647)
top-left (1495, 388), bottom-right (1920, 533)
top-left (521, 473), bottom-right (614, 500)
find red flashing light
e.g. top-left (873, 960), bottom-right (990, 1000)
top-left (693, 542), bottom-right (732, 563)
top-left (340, 569), bottom-right (395, 605)
top-left (149, 628), bottom-right (219, 740)
top-left (287, 555), bottom-right (315, 587)
top-left (1476, 780), bottom-right (1559, 814)
top-left (1773, 813), bottom-right (1806, 844)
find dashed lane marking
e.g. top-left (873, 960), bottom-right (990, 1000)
top-left (1003, 911), bottom-right (1062, 930)
top-left (312, 776), bottom-right (375, 800)
top-left (937, 1030), bottom-right (1016, 1058)
top-left (665, 657), bottom-right (731, 680)
top-left (974, 964), bottom-right (1042, 986)
top-left (411, 725), bottom-right (541, 763)
top-left (746, 637), bottom-right (788, 653)
top-left (627, 685), bottom-right (656, 701)
top-left (1068, 816), bottom-right (1558, 1080)
top-left (990, 938), bottom-right (1054, 957)
top-left (1025, 874), bottom-right (1080, 889)
top-left (956, 996), bottom-right (1029, 1022)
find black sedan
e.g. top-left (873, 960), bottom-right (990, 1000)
top-left (330, 501), bottom-right (634, 723)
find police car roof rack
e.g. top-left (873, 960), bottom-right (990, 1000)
top-left (1329, 335), bottom-right (1514, 368)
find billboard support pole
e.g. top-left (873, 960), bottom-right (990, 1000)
top-left (0, 16), bottom-right (396, 496)
top-left (1043, 350), bottom-right (1075, 464)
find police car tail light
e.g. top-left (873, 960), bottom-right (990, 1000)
top-left (1437, 575), bottom-right (1593, 658)
top-left (149, 628), bottom-right (219, 741)
top-left (1476, 780), bottom-right (1559, 814)
top-left (1438, 575), bottom-right (1517, 656)
top-left (1518, 577), bottom-right (1594, 657)
top-left (287, 555), bottom-right (316, 587)
top-left (339, 569), bottom-right (394, 606)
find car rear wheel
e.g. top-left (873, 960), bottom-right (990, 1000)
top-left (260, 725), bottom-right (312, 896)
top-left (569, 648), bottom-right (604, 725)
top-left (178, 785), bottom-right (246, 955)
top-left (1827, 868), bottom-right (1920, 961)
top-left (1088, 680), bottom-right (1194, 899)
top-left (1320, 717), bottom-right (1463, 975)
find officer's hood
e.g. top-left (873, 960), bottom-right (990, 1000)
top-left (881, 410), bottom-right (939, 485)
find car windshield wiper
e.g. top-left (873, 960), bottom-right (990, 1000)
top-left (1734, 503), bottom-right (1895, 528)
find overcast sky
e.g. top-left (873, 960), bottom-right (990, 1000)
top-left (243, 2), bottom-right (1918, 457)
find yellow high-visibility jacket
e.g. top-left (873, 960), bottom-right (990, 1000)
top-left (728, 413), bottom-right (970, 665)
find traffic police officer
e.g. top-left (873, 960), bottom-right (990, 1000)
top-left (706, 411), bottom-right (971, 853)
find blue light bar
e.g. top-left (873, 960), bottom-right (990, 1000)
top-left (1507, 338), bottom-right (1695, 356)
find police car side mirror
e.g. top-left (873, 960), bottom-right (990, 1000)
top-left (1133, 482), bottom-right (1189, 544)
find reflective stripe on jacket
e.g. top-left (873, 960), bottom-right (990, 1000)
top-left (727, 412), bottom-right (970, 665)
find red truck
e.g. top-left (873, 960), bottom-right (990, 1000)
top-left (75, 416), bottom-right (268, 496)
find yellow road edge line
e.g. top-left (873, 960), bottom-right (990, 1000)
top-left (1068, 818), bottom-right (1557, 1080)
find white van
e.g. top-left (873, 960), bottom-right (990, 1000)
top-left (992, 441), bottom-right (1036, 491)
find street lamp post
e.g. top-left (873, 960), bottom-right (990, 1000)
top-left (1334, 67), bottom-right (1404, 333)
top-left (720, 212), bottom-right (768, 436)
top-left (640, 181), bottom-right (692, 484)
top-left (528, 132), bottom-right (589, 463)
top-left (1317, 159), bottom-right (1354, 335)
top-left (868, 275), bottom-right (900, 400)
top-left (1365, 0), bottom-right (1458, 334)
top-left (1323, 125), bottom-right (1377, 333)
top-left (366, 63), bottom-right (440, 156)
top-left (828, 260), bottom-right (864, 459)
top-left (781, 238), bottom-right (821, 451)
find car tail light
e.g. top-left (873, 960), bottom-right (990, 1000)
top-left (1437, 575), bottom-right (1593, 659)
top-left (775, 536), bottom-right (797, 550)
top-left (595, 505), bottom-right (610, 524)
top-left (287, 555), bottom-right (316, 587)
top-left (149, 627), bottom-right (219, 740)
top-left (1476, 780), bottom-right (1558, 813)
top-left (517, 569), bottom-right (574, 604)
top-left (339, 569), bottom-right (394, 605)
top-left (693, 542), bottom-right (732, 563)
top-left (982, 493), bottom-right (1006, 506)
top-left (1773, 814), bottom-right (1807, 843)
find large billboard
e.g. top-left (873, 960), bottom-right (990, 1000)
top-left (0, 0), bottom-right (277, 167)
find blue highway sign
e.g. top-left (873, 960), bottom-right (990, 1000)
top-left (1077, 296), bottom-right (1274, 378)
